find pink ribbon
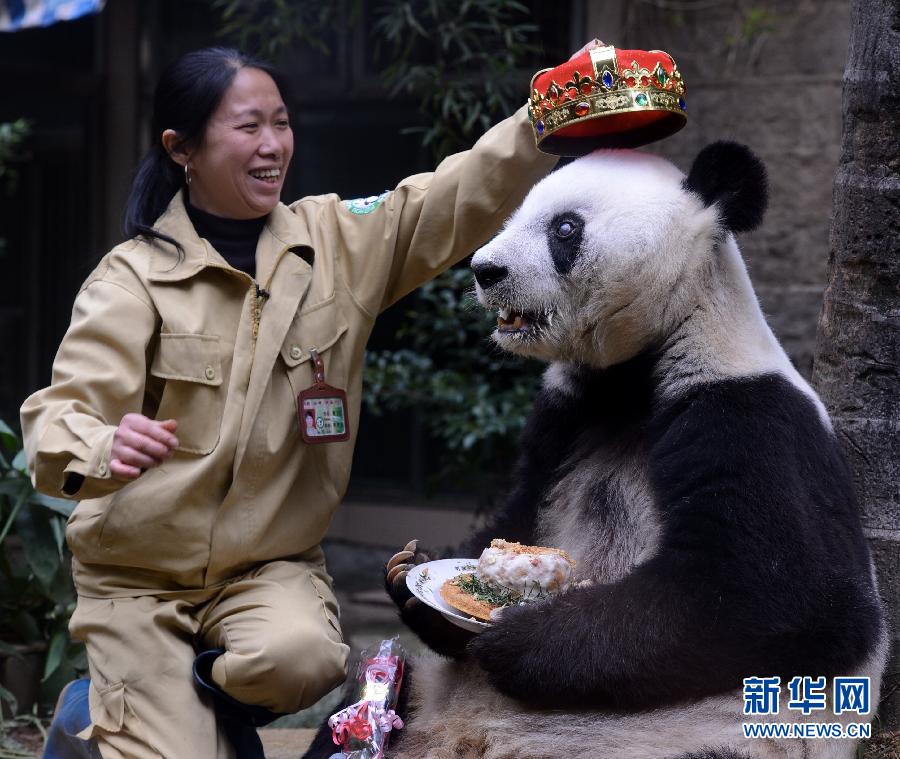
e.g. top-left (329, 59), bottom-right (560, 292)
top-left (329, 700), bottom-right (404, 758)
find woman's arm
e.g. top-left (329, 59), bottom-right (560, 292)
top-left (20, 251), bottom-right (162, 500)
top-left (292, 105), bottom-right (558, 317)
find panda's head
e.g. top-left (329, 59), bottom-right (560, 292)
top-left (471, 141), bottom-right (768, 368)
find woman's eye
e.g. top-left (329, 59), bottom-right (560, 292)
top-left (240, 123), bottom-right (258, 131)
top-left (276, 120), bottom-right (290, 128)
top-left (556, 220), bottom-right (576, 238)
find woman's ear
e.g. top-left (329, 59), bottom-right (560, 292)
top-left (161, 129), bottom-right (189, 166)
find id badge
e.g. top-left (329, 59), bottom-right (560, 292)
top-left (298, 348), bottom-right (350, 444)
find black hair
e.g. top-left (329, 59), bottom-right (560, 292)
top-left (123, 47), bottom-right (288, 250)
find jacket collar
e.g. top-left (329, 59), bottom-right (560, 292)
top-left (147, 191), bottom-right (314, 283)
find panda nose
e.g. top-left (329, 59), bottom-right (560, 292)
top-left (472, 262), bottom-right (508, 289)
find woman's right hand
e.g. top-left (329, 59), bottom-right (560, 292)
top-left (110, 413), bottom-right (179, 479)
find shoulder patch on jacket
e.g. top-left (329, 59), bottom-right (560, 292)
top-left (342, 191), bottom-right (389, 215)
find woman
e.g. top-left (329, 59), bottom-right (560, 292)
top-left (22, 47), bottom-right (557, 758)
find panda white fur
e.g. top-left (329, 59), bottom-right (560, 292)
top-left (303, 143), bottom-right (887, 759)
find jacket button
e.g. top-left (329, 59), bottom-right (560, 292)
top-left (98, 462), bottom-right (108, 476)
top-left (290, 346), bottom-right (302, 360)
top-left (205, 365), bottom-right (216, 380)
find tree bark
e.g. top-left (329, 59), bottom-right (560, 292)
top-left (812, 0), bottom-right (900, 730)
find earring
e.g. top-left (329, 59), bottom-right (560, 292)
top-left (184, 164), bottom-right (192, 186)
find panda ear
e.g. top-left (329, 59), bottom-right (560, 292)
top-left (683, 141), bottom-right (768, 233)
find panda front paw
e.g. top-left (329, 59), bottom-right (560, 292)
top-left (383, 539), bottom-right (432, 611)
top-left (384, 540), bottom-right (477, 658)
top-left (468, 602), bottom-right (568, 707)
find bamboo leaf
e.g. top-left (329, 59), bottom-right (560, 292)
top-left (0, 420), bottom-right (18, 451)
top-left (66, 644), bottom-right (88, 673)
top-left (0, 484), bottom-right (29, 545)
top-left (10, 449), bottom-right (26, 475)
top-left (41, 631), bottom-right (67, 682)
top-left (0, 479), bottom-right (24, 497)
top-left (0, 640), bottom-right (23, 659)
top-left (0, 682), bottom-right (18, 717)
top-left (50, 513), bottom-right (65, 554)
top-left (28, 491), bottom-right (74, 518)
top-left (15, 502), bottom-right (58, 588)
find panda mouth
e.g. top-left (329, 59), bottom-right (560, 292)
top-left (496, 306), bottom-right (550, 335)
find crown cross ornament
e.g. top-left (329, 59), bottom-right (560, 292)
top-left (528, 44), bottom-right (687, 155)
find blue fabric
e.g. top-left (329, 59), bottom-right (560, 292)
top-left (0, 0), bottom-right (105, 31)
top-left (5, 0), bottom-right (24, 24)
top-left (42, 679), bottom-right (100, 759)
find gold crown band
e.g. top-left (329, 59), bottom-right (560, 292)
top-left (532, 88), bottom-right (685, 142)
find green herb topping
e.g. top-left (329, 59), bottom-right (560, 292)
top-left (455, 574), bottom-right (519, 607)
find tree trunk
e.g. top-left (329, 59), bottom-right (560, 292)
top-left (812, 0), bottom-right (900, 730)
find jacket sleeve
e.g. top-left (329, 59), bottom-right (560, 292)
top-left (20, 260), bottom-right (159, 501)
top-left (292, 105), bottom-right (557, 315)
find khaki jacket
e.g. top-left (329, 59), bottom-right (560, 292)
top-left (21, 106), bottom-right (556, 597)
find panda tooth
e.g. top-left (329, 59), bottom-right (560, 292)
top-left (499, 307), bottom-right (511, 320)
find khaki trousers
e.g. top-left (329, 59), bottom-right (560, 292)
top-left (69, 559), bottom-right (350, 759)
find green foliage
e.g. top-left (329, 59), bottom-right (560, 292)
top-left (361, 2), bottom-right (543, 493)
top-left (0, 120), bottom-right (30, 196)
top-left (210, 0), bottom-right (361, 58)
top-left (0, 421), bottom-right (86, 720)
top-left (738, 6), bottom-right (777, 41)
top-left (363, 268), bottom-right (542, 492)
top-left (209, 0), bottom-right (538, 162)
top-left (722, 4), bottom-right (778, 68)
top-left (374, 0), bottom-right (538, 160)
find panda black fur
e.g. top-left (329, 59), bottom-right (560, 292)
top-left (302, 143), bottom-right (887, 759)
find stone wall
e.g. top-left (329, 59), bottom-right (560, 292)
top-left (583, 0), bottom-right (850, 377)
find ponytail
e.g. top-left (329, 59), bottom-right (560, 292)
top-left (123, 145), bottom-right (184, 249)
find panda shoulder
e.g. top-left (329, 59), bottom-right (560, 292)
top-left (650, 371), bottom-right (846, 481)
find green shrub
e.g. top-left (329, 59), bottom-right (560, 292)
top-left (0, 421), bottom-right (86, 720)
top-left (363, 268), bottom-right (542, 497)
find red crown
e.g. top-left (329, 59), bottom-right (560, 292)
top-left (529, 44), bottom-right (687, 155)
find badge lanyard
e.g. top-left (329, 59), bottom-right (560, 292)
top-left (298, 348), bottom-right (350, 444)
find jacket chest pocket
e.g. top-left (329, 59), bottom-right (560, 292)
top-left (280, 299), bottom-right (349, 384)
top-left (149, 333), bottom-right (225, 454)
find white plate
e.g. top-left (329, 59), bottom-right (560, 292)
top-left (406, 559), bottom-right (491, 633)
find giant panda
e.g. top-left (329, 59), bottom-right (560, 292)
top-left (303, 143), bottom-right (887, 759)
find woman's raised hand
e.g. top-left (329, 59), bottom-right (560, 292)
top-left (569, 38), bottom-right (604, 60)
top-left (110, 413), bottom-right (179, 479)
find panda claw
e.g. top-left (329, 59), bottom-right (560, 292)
top-left (403, 539), bottom-right (418, 554)
top-left (387, 562), bottom-right (412, 584)
top-left (392, 570), bottom-right (409, 592)
top-left (387, 550), bottom-right (414, 571)
top-left (404, 597), bottom-right (420, 610)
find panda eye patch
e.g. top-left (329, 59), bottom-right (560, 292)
top-left (547, 212), bottom-right (585, 275)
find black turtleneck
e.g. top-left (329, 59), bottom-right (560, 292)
top-left (185, 199), bottom-right (267, 279)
